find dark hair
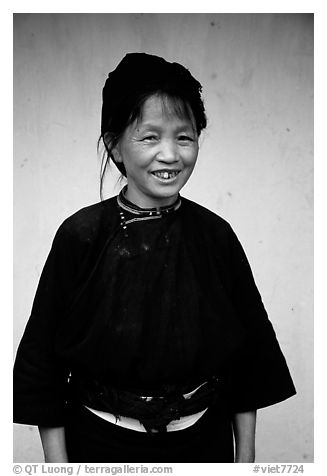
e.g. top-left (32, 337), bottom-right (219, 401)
top-left (98, 53), bottom-right (207, 200)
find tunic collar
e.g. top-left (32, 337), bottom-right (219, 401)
top-left (117, 185), bottom-right (182, 217)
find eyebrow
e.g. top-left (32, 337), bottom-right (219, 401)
top-left (137, 122), bottom-right (195, 133)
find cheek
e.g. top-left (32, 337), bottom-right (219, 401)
top-left (182, 147), bottom-right (198, 165)
top-left (123, 152), bottom-right (152, 178)
top-left (123, 144), bottom-right (152, 165)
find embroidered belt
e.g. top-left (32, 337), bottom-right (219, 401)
top-left (68, 375), bottom-right (221, 434)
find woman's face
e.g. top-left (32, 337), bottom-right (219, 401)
top-left (113, 95), bottom-right (199, 208)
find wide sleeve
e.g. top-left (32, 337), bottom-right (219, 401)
top-left (224, 225), bottom-right (296, 413)
top-left (13, 221), bottom-right (79, 427)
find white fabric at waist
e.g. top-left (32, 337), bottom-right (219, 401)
top-left (84, 381), bottom-right (208, 432)
top-left (84, 406), bottom-right (208, 432)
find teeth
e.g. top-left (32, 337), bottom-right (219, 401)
top-left (153, 171), bottom-right (179, 179)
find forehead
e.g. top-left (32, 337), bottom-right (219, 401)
top-left (136, 95), bottom-right (195, 128)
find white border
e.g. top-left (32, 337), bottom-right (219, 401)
top-left (4, 3), bottom-right (323, 474)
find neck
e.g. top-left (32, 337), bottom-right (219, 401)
top-left (124, 187), bottom-right (179, 210)
top-left (118, 186), bottom-right (182, 216)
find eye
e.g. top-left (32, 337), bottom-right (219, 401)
top-left (178, 135), bottom-right (194, 142)
top-left (141, 135), bottom-right (158, 142)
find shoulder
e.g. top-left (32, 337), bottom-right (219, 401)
top-left (181, 196), bottom-right (233, 234)
top-left (55, 195), bottom-right (119, 244)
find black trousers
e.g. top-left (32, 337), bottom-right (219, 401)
top-left (65, 401), bottom-right (234, 463)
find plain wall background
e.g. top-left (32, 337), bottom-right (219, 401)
top-left (13, 13), bottom-right (313, 463)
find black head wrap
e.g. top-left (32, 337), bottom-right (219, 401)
top-left (100, 53), bottom-right (206, 180)
top-left (101, 52), bottom-right (206, 136)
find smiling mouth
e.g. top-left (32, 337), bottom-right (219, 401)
top-left (151, 170), bottom-right (180, 180)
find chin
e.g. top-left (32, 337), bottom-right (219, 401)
top-left (151, 187), bottom-right (180, 198)
top-left (146, 188), bottom-right (179, 205)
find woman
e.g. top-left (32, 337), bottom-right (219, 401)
top-left (13, 53), bottom-right (296, 463)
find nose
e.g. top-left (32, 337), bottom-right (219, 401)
top-left (157, 139), bottom-right (178, 163)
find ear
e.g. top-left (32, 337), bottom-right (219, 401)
top-left (112, 144), bottom-right (123, 163)
top-left (103, 133), bottom-right (123, 164)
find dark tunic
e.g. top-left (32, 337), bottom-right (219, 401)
top-left (13, 190), bottom-right (296, 432)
